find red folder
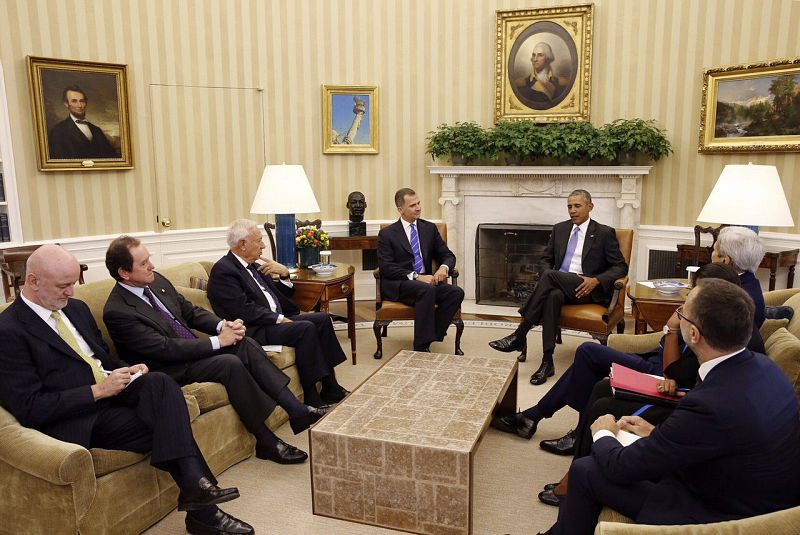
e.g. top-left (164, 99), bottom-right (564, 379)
top-left (610, 363), bottom-right (680, 407)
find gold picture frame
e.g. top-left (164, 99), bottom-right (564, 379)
top-left (321, 85), bottom-right (379, 154)
top-left (699, 57), bottom-right (800, 152)
top-left (495, 4), bottom-right (593, 122)
top-left (27, 56), bottom-right (133, 171)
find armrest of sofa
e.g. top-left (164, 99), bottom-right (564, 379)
top-left (763, 288), bottom-right (800, 307)
top-left (607, 332), bottom-right (662, 354)
top-left (0, 406), bottom-right (97, 517)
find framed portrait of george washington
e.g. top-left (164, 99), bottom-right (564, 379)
top-left (321, 85), bottom-right (379, 154)
top-left (27, 56), bottom-right (133, 171)
top-left (495, 5), bottom-right (593, 122)
top-left (699, 57), bottom-right (800, 152)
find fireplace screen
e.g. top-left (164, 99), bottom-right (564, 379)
top-left (476, 224), bottom-right (552, 306)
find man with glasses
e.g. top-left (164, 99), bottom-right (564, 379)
top-left (540, 278), bottom-right (800, 535)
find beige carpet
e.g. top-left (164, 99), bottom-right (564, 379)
top-left (144, 323), bottom-right (597, 535)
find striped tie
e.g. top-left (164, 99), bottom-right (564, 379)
top-left (51, 311), bottom-right (106, 384)
top-left (409, 223), bottom-right (424, 274)
top-left (143, 287), bottom-right (197, 339)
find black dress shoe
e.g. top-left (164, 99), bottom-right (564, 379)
top-left (488, 334), bottom-right (524, 353)
top-left (543, 482), bottom-right (559, 491)
top-left (290, 405), bottom-right (331, 434)
top-left (321, 386), bottom-right (350, 404)
top-left (530, 360), bottom-right (555, 385)
top-left (540, 429), bottom-right (576, 456)
top-left (186, 509), bottom-right (254, 534)
top-left (490, 412), bottom-right (537, 439)
top-left (413, 344), bottom-right (430, 352)
top-left (255, 438), bottom-right (308, 464)
top-left (178, 477), bottom-right (240, 511)
top-left (538, 488), bottom-right (560, 507)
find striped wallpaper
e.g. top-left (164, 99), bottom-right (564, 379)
top-left (0, 0), bottom-right (798, 242)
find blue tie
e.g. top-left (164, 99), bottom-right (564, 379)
top-left (409, 223), bottom-right (424, 274)
top-left (559, 227), bottom-right (580, 272)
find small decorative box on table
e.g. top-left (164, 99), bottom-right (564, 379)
top-left (310, 349), bottom-right (518, 534)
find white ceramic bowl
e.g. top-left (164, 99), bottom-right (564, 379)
top-left (652, 280), bottom-right (685, 295)
top-left (310, 264), bottom-right (336, 277)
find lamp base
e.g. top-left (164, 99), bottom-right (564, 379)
top-left (275, 213), bottom-right (297, 268)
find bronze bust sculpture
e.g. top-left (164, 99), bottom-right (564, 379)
top-left (346, 191), bottom-right (367, 236)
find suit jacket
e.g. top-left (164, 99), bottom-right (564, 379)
top-left (539, 219), bottom-right (628, 304)
top-left (377, 218), bottom-right (457, 302)
top-left (103, 272), bottom-right (223, 374)
top-left (739, 271), bottom-right (765, 328)
top-left (592, 349), bottom-right (800, 524)
top-left (207, 251), bottom-right (300, 326)
top-left (48, 116), bottom-right (119, 159)
top-left (0, 298), bottom-right (128, 448)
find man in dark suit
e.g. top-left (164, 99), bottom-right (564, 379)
top-left (0, 244), bottom-right (253, 535)
top-left (377, 188), bottom-right (464, 352)
top-left (489, 189), bottom-right (628, 385)
top-left (541, 279), bottom-right (800, 535)
top-left (48, 85), bottom-right (120, 159)
top-left (102, 236), bottom-right (328, 466)
top-left (207, 219), bottom-right (349, 407)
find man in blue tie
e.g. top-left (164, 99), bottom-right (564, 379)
top-left (489, 190), bottom-right (628, 385)
top-left (377, 188), bottom-right (464, 353)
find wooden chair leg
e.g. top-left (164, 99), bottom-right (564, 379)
top-left (373, 320), bottom-right (391, 359)
top-left (453, 319), bottom-right (464, 355)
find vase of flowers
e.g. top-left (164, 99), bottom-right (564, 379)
top-left (295, 225), bottom-right (329, 268)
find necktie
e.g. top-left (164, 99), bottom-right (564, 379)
top-left (51, 311), bottom-right (105, 384)
top-left (247, 264), bottom-right (282, 314)
top-left (559, 227), bottom-right (581, 272)
top-left (409, 223), bottom-right (424, 274)
top-left (143, 287), bottom-right (196, 339)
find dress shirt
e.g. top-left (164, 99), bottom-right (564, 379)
top-left (19, 292), bottom-right (108, 372)
top-left (400, 218), bottom-right (448, 279)
top-left (564, 218), bottom-right (590, 274)
top-left (698, 348), bottom-right (746, 380)
top-left (118, 282), bottom-right (222, 350)
top-left (71, 114), bottom-right (93, 141)
top-left (232, 252), bottom-right (288, 323)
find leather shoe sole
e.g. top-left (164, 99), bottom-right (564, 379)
top-left (530, 361), bottom-right (555, 385)
top-left (490, 413), bottom-right (537, 439)
top-left (540, 429), bottom-right (576, 456)
top-left (538, 488), bottom-right (560, 507)
top-left (321, 386), bottom-right (350, 404)
top-left (256, 439), bottom-right (308, 464)
top-left (289, 405), bottom-right (332, 434)
top-left (488, 334), bottom-right (524, 353)
top-left (543, 482), bottom-right (559, 491)
top-left (178, 477), bottom-right (240, 511)
top-left (186, 509), bottom-right (254, 534)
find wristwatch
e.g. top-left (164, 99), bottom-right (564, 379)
top-left (663, 325), bottom-right (680, 335)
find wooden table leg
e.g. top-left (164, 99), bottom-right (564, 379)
top-left (347, 288), bottom-right (356, 365)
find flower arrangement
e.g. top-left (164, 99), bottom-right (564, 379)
top-left (295, 225), bottom-right (329, 249)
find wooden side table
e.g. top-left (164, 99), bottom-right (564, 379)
top-left (291, 263), bottom-right (357, 364)
top-left (627, 279), bottom-right (689, 334)
top-left (676, 244), bottom-right (798, 291)
top-left (328, 235), bottom-right (379, 270)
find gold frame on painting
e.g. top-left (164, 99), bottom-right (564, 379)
top-left (321, 85), bottom-right (379, 154)
top-left (27, 56), bottom-right (133, 171)
top-left (699, 57), bottom-right (800, 153)
top-left (495, 4), bottom-right (593, 123)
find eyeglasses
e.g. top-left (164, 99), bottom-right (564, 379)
top-left (675, 305), bottom-right (702, 335)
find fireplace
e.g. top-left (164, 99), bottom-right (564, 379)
top-left (475, 224), bottom-right (551, 306)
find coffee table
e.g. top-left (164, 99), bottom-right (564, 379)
top-left (627, 278), bottom-right (690, 334)
top-left (309, 350), bottom-right (518, 534)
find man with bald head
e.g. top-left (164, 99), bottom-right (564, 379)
top-left (0, 245), bottom-right (254, 535)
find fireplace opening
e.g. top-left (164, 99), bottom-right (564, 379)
top-left (475, 224), bottom-right (552, 306)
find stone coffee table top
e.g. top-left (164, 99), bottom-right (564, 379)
top-left (313, 349), bottom-right (517, 451)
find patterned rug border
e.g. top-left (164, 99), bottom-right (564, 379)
top-left (333, 319), bottom-right (593, 338)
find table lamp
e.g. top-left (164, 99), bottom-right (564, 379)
top-left (697, 163), bottom-right (795, 232)
top-left (250, 164), bottom-right (320, 268)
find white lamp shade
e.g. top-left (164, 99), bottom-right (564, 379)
top-left (697, 163), bottom-right (794, 227)
top-left (250, 164), bottom-right (321, 215)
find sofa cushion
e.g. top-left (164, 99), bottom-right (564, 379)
top-left (90, 448), bottom-right (148, 477)
top-left (765, 327), bottom-right (800, 401)
top-left (265, 347), bottom-right (296, 370)
top-left (174, 285), bottom-right (213, 311)
top-left (761, 318), bottom-right (790, 342)
top-left (156, 263), bottom-right (210, 289)
top-left (181, 382), bottom-right (230, 414)
top-left (781, 291), bottom-right (800, 339)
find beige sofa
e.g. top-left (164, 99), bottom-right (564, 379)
top-left (595, 288), bottom-right (800, 534)
top-left (0, 262), bottom-right (300, 534)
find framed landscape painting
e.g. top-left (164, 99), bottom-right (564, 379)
top-left (321, 85), bottom-right (379, 154)
top-left (699, 57), bottom-right (800, 152)
top-left (495, 4), bottom-right (593, 122)
top-left (27, 56), bottom-right (133, 171)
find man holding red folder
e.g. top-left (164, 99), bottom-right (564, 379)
top-left (540, 279), bottom-right (800, 535)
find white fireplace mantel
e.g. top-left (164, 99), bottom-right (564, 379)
top-left (429, 165), bottom-right (652, 301)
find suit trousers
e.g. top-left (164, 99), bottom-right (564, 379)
top-left (535, 343), bottom-right (663, 420)
top-left (170, 337), bottom-right (290, 435)
top-left (90, 372), bottom-right (210, 476)
top-left (249, 312), bottom-right (346, 387)
top-left (516, 270), bottom-right (592, 355)
top-left (397, 280), bottom-right (464, 350)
